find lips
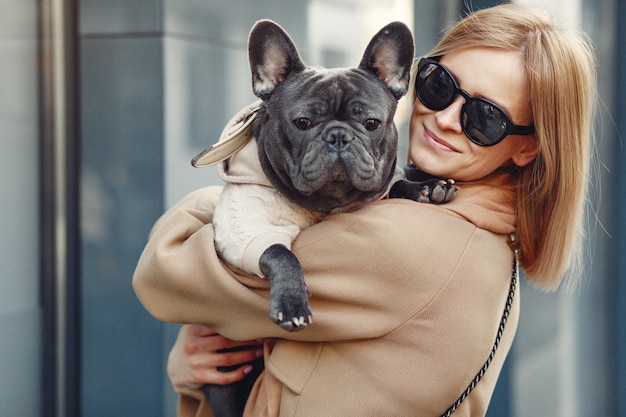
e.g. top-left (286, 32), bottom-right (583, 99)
top-left (423, 125), bottom-right (459, 153)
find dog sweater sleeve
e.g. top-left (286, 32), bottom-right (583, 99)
top-left (213, 183), bottom-right (316, 277)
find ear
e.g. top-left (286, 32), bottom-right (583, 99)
top-left (511, 136), bottom-right (541, 167)
top-left (358, 22), bottom-right (415, 100)
top-left (248, 20), bottom-right (306, 101)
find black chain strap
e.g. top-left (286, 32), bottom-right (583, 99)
top-left (440, 244), bottom-right (519, 417)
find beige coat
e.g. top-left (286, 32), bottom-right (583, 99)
top-left (133, 173), bottom-right (519, 417)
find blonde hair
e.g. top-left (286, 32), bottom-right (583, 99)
top-left (416, 4), bottom-right (597, 290)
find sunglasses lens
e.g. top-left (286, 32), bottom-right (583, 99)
top-left (417, 63), bottom-right (455, 110)
top-left (462, 100), bottom-right (508, 146)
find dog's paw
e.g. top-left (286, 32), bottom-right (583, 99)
top-left (422, 178), bottom-right (458, 204)
top-left (260, 244), bottom-right (313, 332)
top-left (389, 178), bottom-right (458, 204)
top-left (269, 292), bottom-right (312, 332)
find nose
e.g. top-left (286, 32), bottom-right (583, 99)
top-left (434, 97), bottom-right (464, 134)
top-left (322, 124), bottom-right (353, 149)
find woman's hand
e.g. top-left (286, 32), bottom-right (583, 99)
top-left (167, 324), bottom-right (264, 400)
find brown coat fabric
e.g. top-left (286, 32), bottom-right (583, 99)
top-left (133, 173), bottom-right (520, 417)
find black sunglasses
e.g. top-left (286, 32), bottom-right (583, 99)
top-left (415, 57), bottom-right (535, 147)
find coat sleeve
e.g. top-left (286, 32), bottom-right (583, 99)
top-left (132, 186), bottom-right (485, 341)
top-left (132, 185), bottom-right (276, 339)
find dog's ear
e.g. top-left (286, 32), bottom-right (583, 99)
top-left (248, 20), bottom-right (306, 101)
top-left (359, 22), bottom-right (415, 100)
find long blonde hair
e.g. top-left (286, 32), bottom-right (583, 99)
top-left (417, 4), bottom-right (597, 290)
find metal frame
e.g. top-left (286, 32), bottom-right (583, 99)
top-left (39, 0), bottom-right (81, 416)
top-left (614, 0), bottom-right (626, 412)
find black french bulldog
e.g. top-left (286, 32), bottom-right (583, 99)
top-left (251, 19), bottom-right (414, 331)
top-left (199, 19), bottom-right (456, 417)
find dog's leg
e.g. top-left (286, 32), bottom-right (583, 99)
top-left (260, 244), bottom-right (312, 332)
top-left (202, 356), bottom-right (264, 417)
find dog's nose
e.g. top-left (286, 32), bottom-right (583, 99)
top-left (322, 126), bottom-right (353, 149)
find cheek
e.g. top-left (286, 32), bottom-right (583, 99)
top-left (408, 104), bottom-right (426, 138)
top-left (469, 143), bottom-right (519, 173)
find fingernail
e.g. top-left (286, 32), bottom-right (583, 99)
top-left (255, 348), bottom-right (263, 358)
top-left (243, 365), bottom-right (254, 375)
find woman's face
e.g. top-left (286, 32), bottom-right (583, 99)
top-left (408, 47), bottom-right (539, 181)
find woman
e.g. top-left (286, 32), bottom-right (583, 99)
top-left (133, 4), bottom-right (596, 416)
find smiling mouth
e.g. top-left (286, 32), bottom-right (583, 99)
top-left (423, 125), bottom-right (459, 153)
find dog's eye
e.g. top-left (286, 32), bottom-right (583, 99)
top-left (364, 119), bottom-right (381, 131)
top-left (293, 118), bottom-right (312, 130)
